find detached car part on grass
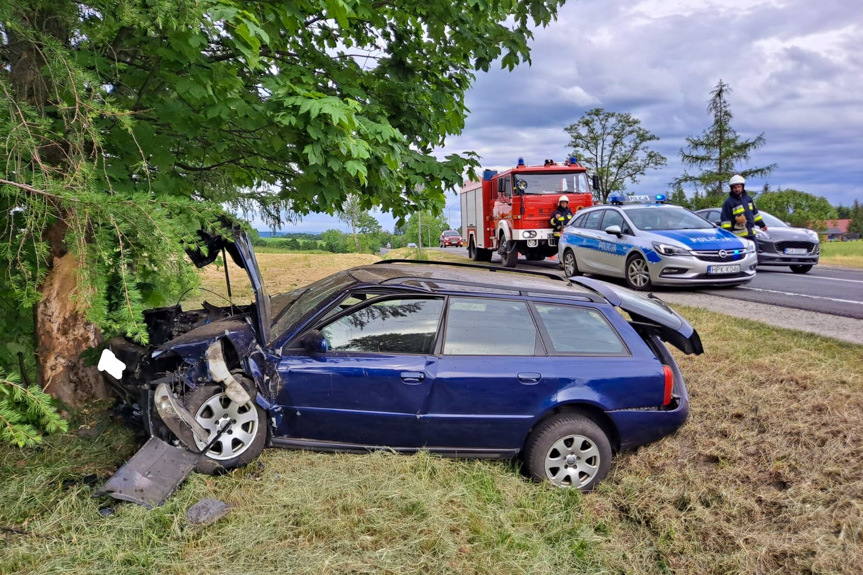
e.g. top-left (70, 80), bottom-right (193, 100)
top-left (98, 227), bottom-right (703, 507)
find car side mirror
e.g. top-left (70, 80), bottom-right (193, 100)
top-left (591, 175), bottom-right (600, 191)
top-left (605, 225), bottom-right (622, 237)
top-left (299, 330), bottom-right (329, 353)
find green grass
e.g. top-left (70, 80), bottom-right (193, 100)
top-left (820, 240), bottom-right (863, 269)
top-left (3, 267), bottom-right (862, 574)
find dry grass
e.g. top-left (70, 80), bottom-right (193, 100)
top-left (2, 255), bottom-right (862, 574)
top-left (820, 241), bottom-right (863, 269)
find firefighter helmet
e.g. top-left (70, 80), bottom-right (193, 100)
top-left (729, 175), bottom-right (745, 187)
top-left (559, 195), bottom-right (570, 203)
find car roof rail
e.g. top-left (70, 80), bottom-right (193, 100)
top-left (375, 259), bottom-right (567, 283)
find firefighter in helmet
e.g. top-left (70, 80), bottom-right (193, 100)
top-left (720, 175), bottom-right (767, 241)
top-left (550, 195), bottom-right (574, 237)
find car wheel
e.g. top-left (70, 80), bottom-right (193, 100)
top-left (790, 264), bottom-right (812, 274)
top-left (563, 249), bottom-right (580, 277)
top-left (524, 414), bottom-right (612, 491)
top-left (625, 254), bottom-right (652, 291)
top-left (185, 384), bottom-right (267, 474)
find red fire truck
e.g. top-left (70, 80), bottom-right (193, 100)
top-left (460, 157), bottom-right (597, 267)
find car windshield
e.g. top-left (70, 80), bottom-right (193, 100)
top-left (758, 212), bottom-right (789, 228)
top-left (516, 172), bottom-right (592, 195)
top-left (626, 208), bottom-right (713, 231)
top-left (443, 231), bottom-right (459, 236)
top-left (270, 271), bottom-right (356, 340)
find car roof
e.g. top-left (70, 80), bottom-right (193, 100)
top-left (347, 261), bottom-right (604, 302)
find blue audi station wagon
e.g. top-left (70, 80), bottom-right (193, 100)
top-left (99, 229), bottom-right (703, 506)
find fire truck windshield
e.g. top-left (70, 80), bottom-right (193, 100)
top-left (516, 172), bottom-right (591, 195)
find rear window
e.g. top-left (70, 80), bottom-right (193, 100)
top-left (534, 304), bottom-right (627, 355)
top-left (443, 298), bottom-right (540, 356)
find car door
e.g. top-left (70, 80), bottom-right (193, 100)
top-left (423, 296), bottom-right (556, 451)
top-left (590, 208), bottom-right (632, 276)
top-left (570, 209), bottom-right (606, 272)
top-left (273, 296), bottom-right (444, 447)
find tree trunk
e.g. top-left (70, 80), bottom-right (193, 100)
top-left (35, 224), bottom-right (108, 406)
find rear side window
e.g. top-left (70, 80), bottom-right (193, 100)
top-left (534, 304), bottom-right (628, 355)
top-left (321, 298), bottom-right (443, 354)
top-left (583, 210), bottom-right (604, 230)
top-left (443, 298), bottom-right (540, 356)
top-left (600, 210), bottom-right (631, 234)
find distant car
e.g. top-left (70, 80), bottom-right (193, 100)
top-left (558, 195), bottom-right (757, 290)
top-left (439, 230), bottom-right (463, 248)
top-left (98, 228), bottom-right (702, 506)
top-left (407, 242), bottom-right (418, 248)
top-left (695, 209), bottom-right (820, 273)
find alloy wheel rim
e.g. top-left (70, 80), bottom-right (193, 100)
top-left (544, 434), bottom-right (600, 488)
top-left (193, 393), bottom-right (259, 460)
top-left (628, 259), bottom-right (649, 287)
top-left (564, 253), bottom-right (576, 276)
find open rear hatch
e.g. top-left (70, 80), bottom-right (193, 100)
top-left (568, 277), bottom-right (704, 355)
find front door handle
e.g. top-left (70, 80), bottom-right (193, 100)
top-left (517, 372), bottom-right (541, 385)
top-left (400, 371), bottom-right (426, 384)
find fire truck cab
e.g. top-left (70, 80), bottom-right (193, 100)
top-left (461, 158), bottom-right (597, 267)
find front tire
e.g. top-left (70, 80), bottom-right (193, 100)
top-left (625, 254), bottom-right (652, 291)
top-left (185, 384), bottom-right (267, 474)
top-left (524, 414), bottom-right (612, 491)
top-left (499, 236), bottom-right (519, 268)
top-left (790, 264), bottom-right (812, 274)
top-left (563, 249), bottom-right (580, 277)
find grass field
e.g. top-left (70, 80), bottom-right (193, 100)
top-left (2, 253), bottom-right (862, 574)
top-left (820, 240), bottom-right (863, 269)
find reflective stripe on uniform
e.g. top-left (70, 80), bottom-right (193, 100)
top-left (720, 221), bottom-right (732, 229)
top-left (732, 206), bottom-right (745, 215)
top-left (753, 214), bottom-right (763, 222)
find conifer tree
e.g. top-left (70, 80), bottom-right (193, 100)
top-left (675, 80), bottom-right (777, 203)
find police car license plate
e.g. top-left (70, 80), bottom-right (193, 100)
top-left (784, 248), bottom-right (808, 255)
top-left (708, 264), bottom-right (740, 275)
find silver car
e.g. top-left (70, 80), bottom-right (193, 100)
top-left (695, 209), bottom-right (820, 274)
top-left (558, 199), bottom-right (758, 290)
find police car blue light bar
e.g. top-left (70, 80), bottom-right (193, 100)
top-left (608, 193), bottom-right (668, 205)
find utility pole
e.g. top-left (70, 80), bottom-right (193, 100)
top-left (417, 210), bottom-right (423, 259)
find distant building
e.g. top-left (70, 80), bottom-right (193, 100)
top-left (823, 219), bottom-right (852, 241)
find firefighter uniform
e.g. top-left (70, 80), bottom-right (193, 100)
top-left (720, 190), bottom-right (765, 238)
top-left (550, 205), bottom-right (573, 237)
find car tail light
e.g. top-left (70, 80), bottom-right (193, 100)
top-left (662, 365), bottom-right (674, 406)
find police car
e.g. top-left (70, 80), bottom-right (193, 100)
top-left (557, 194), bottom-right (758, 290)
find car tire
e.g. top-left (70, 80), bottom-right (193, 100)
top-left (524, 413), bottom-right (612, 491)
top-left (790, 264), bottom-right (812, 274)
top-left (625, 253), bottom-right (652, 291)
top-left (563, 249), bottom-right (580, 277)
top-left (185, 384), bottom-right (267, 475)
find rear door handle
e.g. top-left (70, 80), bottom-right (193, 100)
top-left (400, 371), bottom-right (425, 384)
top-left (517, 372), bottom-right (541, 385)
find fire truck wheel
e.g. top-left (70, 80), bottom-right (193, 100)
top-left (499, 236), bottom-right (519, 267)
top-left (625, 254), bottom-right (652, 291)
top-left (563, 249), bottom-right (580, 277)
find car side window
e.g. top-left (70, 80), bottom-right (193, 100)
top-left (600, 209), bottom-right (630, 234)
top-left (583, 210), bottom-right (604, 230)
top-left (320, 298), bottom-right (444, 354)
top-left (569, 212), bottom-right (587, 228)
top-left (443, 298), bottom-right (541, 356)
top-left (706, 210), bottom-right (721, 224)
top-left (533, 304), bottom-right (628, 355)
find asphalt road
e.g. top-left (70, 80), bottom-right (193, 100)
top-left (432, 246), bottom-right (863, 320)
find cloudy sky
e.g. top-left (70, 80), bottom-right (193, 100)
top-left (255, 0), bottom-right (863, 233)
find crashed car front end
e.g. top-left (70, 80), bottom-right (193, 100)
top-left (96, 228), bottom-right (276, 507)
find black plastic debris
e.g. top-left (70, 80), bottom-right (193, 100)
top-left (98, 506), bottom-right (114, 517)
top-left (94, 437), bottom-right (201, 508)
top-left (185, 498), bottom-right (234, 525)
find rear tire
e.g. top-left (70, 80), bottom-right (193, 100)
top-left (563, 249), bottom-right (580, 277)
top-left (470, 238), bottom-right (492, 262)
top-left (790, 264), bottom-right (812, 274)
top-left (185, 384), bottom-right (267, 475)
top-left (524, 414), bottom-right (612, 491)
top-left (625, 254), bottom-right (652, 291)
